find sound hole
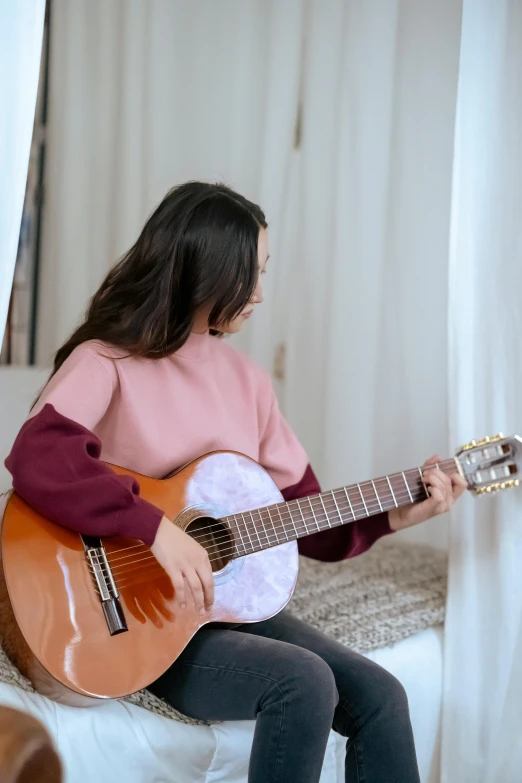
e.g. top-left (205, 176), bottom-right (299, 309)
top-left (185, 517), bottom-right (234, 573)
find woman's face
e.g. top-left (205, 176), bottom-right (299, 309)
top-left (218, 227), bottom-right (269, 335)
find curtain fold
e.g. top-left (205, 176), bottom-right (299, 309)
top-left (0, 0), bottom-right (45, 345)
top-left (37, 3), bottom-right (522, 779)
top-left (37, 0), bottom-right (303, 369)
top-left (286, 0), bottom-right (461, 553)
top-left (443, 1), bottom-right (522, 780)
top-left (39, 0), bottom-right (462, 547)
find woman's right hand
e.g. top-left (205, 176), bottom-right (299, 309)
top-left (151, 516), bottom-right (214, 615)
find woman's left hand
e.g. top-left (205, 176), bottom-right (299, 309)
top-left (388, 455), bottom-right (468, 531)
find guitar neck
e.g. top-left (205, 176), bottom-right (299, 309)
top-left (224, 457), bottom-right (460, 557)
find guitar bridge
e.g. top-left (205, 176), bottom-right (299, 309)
top-left (82, 536), bottom-right (128, 636)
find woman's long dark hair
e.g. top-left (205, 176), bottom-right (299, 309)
top-left (51, 182), bottom-right (266, 378)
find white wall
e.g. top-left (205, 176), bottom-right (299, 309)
top-left (0, 367), bottom-right (49, 491)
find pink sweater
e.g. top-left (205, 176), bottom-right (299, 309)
top-left (6, 333), bottom-right (391, 558)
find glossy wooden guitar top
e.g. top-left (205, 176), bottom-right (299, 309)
top-left (0, 452), bottom-right (298, 702)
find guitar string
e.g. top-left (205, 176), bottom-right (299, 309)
top-left (86, 457), bottom-right (463, 590)
top-left (108, 483), bottom-right (426, 562)
top-left (87, 480), bottom-right (432, 589)
top-left (103, 458), bottom-right (459, 563)
top-left (96, 489), bottom-right (429, 593)
top-left (104, 456), bottom-right (460, 559)
top-left (94, 472), bottom-right (446, 569)
top-left (103, 484), bottom-right (429, 571)
top-left (88, 485), bottom-right (431, 587)
top-left (104, 466), bottom-right (448, 568)
top-left (93, 488), bottom-right (433, 590)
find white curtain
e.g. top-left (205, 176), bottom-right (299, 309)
top-left (37, 2), bottom-right (522, 780)
top-left (39, 0), bottom-right (461, 549)
top-left (0, 0), bottom-right (45, 344)
top-left (285, 0), bottom-right (462, 552)
top-left (37, 0), bottom-right (303, 371)
top-left (443, 1), bottom-right (522, 780)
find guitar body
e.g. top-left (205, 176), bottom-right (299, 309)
top-left (2, 431), bottom-right (518, 705)
top-left (0, 452), bottom-right (298, 704)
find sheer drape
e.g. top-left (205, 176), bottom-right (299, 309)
top-left (0, 0), bottom-right (45, 344)
top-left (37, 0), bottom-right (303, 371)
top-left (37, 2), bottom-right (522, 779)
top-left (443, 2), bottom-right (522, 780)
top-left (285, 0), bottom-right (461, 555)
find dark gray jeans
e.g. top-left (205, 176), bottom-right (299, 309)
top-left (149, 611), bottom-right (420, 783)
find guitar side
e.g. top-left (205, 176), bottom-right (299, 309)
top-left (0, 453), bottom-right (299, 703)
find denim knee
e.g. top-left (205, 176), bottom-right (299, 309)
top-left (276, 647), bottom-right (339, 723)
top-left (366, 666), bottom-right (410, 721)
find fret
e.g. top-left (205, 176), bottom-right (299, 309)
top-left (290, 498), bottom-right (302, 536)
top-left (231, 514), bottom-right (248, 555)
top-left (370, 479), bottom-right (383, 512)
top-left (330, 490), bottom-right (343, 526)
top-left (256, 508), bottom-right (273, 548)
top-left (307, 496), bottom-right (321, 531)
top-left (240, 512), bottom-right (256, 553)
top-left (288, 501), bottom-right (301, 539)
top-left (265, 509), bottom-right (278, 546)
top-left (386, 476), bottom-right (398, 507)
top-left (229, 514), bottom-right (246, 551)
top-left (250, 510), bottom-right (263, 549)
top-left (357, 483), bottom-right (369, 516)
top-left (401, 471), bottom-right (413, 503)
top-left (295, 498), bottom-right (308, 532)
top-left (275, 503), bottom-right (289, 542)
top-left (249, 510), bottom-right (262, 549)
top-left (317, 493), bottom-right (329, 525)
top-left (343, 487), bottom-right (355, 520)
top-left (418, 467), bottom-right (430, 499)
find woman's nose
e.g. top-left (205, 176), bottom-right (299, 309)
top-left (252, 278), bottom-right (264, 304)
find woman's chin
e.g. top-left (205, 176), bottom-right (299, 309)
top-left (219, 317), bottom-right (246, 335)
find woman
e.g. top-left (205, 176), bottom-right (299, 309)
top-left (6, 182), bottom-right (466, 783)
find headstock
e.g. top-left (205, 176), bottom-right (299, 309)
top-left (456, 434), bottom-right (522, 495)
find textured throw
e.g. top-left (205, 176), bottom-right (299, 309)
top-left (291, 539), bottom-right (447, 653)
top-left (0, 539), bottom-right (447, 726)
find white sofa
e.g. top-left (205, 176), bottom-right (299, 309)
top-left (0, 368), bottom-right (444, 783)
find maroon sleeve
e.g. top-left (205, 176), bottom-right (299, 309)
top-left (284, 465), bottom-right (393, 562)
top-left (5, 404), bottom-right (163, 546)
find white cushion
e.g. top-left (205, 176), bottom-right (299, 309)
top-left (0, 627), bottom-right (442, 783)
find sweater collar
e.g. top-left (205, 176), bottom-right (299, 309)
top-left (175, 330), bottom-right (215, 361)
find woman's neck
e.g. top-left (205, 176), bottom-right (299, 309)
top-left (192, 312), bottom-right (210, 334)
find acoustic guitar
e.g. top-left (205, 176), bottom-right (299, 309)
top-left (0, 434), bottom-right (520, 706)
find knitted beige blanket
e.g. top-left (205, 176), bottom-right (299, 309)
top-left (0, 540), bottom-right (447, 725)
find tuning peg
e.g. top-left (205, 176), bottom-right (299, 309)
top-left (460, 439), bottom-right (477, 451)
top-left (475, 478), bottom-right (519, 495)
top-left (460, 433), bottom-right (505, 451)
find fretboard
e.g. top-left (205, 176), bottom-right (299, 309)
top-left (224, 458), bottom-right (460, 558)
